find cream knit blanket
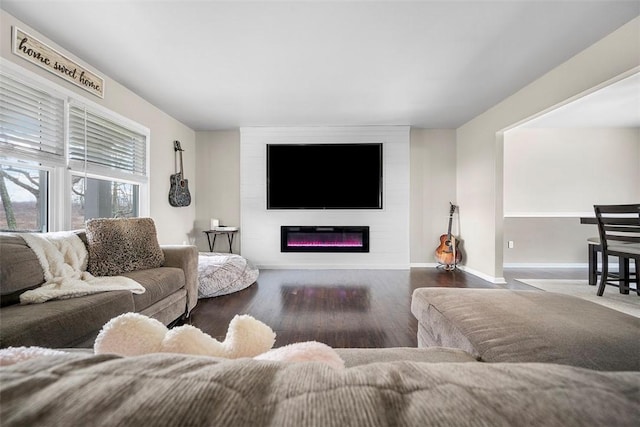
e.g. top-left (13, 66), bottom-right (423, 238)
top-left (20, 232), bottom-right (145, 304)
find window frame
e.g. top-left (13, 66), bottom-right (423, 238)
top-left (0, 59), bottom-right (150, 232)
top-left (0, 157), bottom-right (53, 232)
top-left (68, 170), bottom-right (144, 229)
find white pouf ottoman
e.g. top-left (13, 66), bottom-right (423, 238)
top-left (197, 252), bottom-right (259, 298)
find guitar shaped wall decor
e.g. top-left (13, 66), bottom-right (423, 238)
top-left (168, 140), bottom-right (191, 207)
top-left (434, 202), bottom-right (462, 269)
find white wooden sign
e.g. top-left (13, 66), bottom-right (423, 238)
top-left (12, 27), bottom-right (105, 98)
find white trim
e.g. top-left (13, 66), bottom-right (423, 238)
top-left (504, 212), bottom-right (594, 218)
top-left (501, 66), bottom-right (640, 133)
top-left (256, 264), bottom-right (410, 270)
top-left (410, 262), bottom-right (440, 268)
top-left (67, 161), bottom-right (148, 184)
top-left (504, 263), bottom-right (589, 269)
top-left (458, 265), bottom-right (507, 284)
top-left (52, 166), bottom-right (67, 232)
top-left (504, 262), bottom-right (633, 271)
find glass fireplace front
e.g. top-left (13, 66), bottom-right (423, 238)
top-left (281, 226), bottom-right (370, 253)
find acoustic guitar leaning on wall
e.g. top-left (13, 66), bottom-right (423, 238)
top-left (434, 203), bottom-right (462, 270)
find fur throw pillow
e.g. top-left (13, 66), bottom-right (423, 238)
top-left (86, 218), bottom-right (164, 276)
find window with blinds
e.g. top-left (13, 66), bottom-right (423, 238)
top-left (69, 104), bottom-right (147, 182)
top-left (0, 71), bottom-right (65, 166)
top-left (0, 64), bottom-right (150, 232)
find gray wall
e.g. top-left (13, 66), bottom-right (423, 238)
top-left (503, 127), bottom-right (640, 266)
top-left (194, 130), bottom-right (241, 253)
top-left (456, 17), bottom-right (639, 282)
top-left (503, 218), bottom-right (597, 266)
top-left (193, 128), bottom-right (459, 266)
top-left (409, 129), bottom-right (457, 265)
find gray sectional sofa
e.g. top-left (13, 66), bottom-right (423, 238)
top-left (411, 287), bottom-right (640, 371)
top-left (1, 347), bottom-right (638, 426)
top-left (0, 227), bottom-right (198, 348)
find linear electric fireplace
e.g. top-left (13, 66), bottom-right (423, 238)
top-left (281, 226), bottom-right (369, 253)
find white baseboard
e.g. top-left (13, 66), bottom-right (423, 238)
top-left (458, 265), bottom-right (507, 284)
top-left (257, 264), bottom-right (410, 270)
top-left (503, 262), bottom-right (633, 271)
top-left (504, 263), bottom-right (588, 269)
top-left (410, 263), bottom-right (507, 284)
top-left (253, 263), bottom-right (632, 278)
top-left (409, 263), bottom-right (439, 268)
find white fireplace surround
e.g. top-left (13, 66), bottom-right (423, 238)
top-left (240, 126), bottom-right (410, 269)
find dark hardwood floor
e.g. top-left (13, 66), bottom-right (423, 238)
top-left (185, 267), bottom-right (587, 348)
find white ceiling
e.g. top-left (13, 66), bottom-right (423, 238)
top-left (2, 1), bottom-right (639, 131)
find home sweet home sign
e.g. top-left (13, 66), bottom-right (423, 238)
top-left (12, 27), bottom-right (104, 98)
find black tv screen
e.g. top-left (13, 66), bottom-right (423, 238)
top-left (267, 143), bottom-right (383, 209)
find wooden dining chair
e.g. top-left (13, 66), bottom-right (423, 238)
top-left (587, 237), bottom-right (632, 287)
top-left (587, 236), bottom-right (601, 286)
top-left (593, 204), bottom-right (640, 296)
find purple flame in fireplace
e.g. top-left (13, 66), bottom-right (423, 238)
top-left (287, 232), bottom-right (363, 248)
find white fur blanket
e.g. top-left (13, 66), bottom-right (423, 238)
top-left (20, 232), bottom-right (145, 304)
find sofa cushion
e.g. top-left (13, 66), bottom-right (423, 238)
top-left (335, 347), bottom-right (477, 367)
top-left (0, 234), bottom-right (45, 306)
top-left (411, 288), bottom-right (640, 371)
top-left (0, 291), bottom-right (134, 348)
top-left (86, 218), bottom-right (164, 276)
top-left (122, 267), bottom-right (185, 312)
top-left (1, 353), bottom-right (638, 426)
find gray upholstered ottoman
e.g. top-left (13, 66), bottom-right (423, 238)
top-left (411, 288), bottom-right (640, 371)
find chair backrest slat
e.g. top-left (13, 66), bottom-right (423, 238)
top-left (594, 204), bottom-right (640, 250)
top-left (602, 218), bottom-right (639, 226)
top-left (603, 225), bottom-right (640, 233)
top-left (596, 204), bottom-right (640, 214)
top-left (607, 235), bottom-right (640, 244)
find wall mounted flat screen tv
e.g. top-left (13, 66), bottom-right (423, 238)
top-left (267, 143), bottom-right (383, 209)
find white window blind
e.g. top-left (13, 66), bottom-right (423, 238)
top-left (0, 71), bottom-right (65, 166)
top-left (69, 104), bottom-right (147, 182)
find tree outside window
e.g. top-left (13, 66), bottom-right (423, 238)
top-left (70, 176), bottom-right (138, 230)
top-left (0, 164), bottom-right (47, 232)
